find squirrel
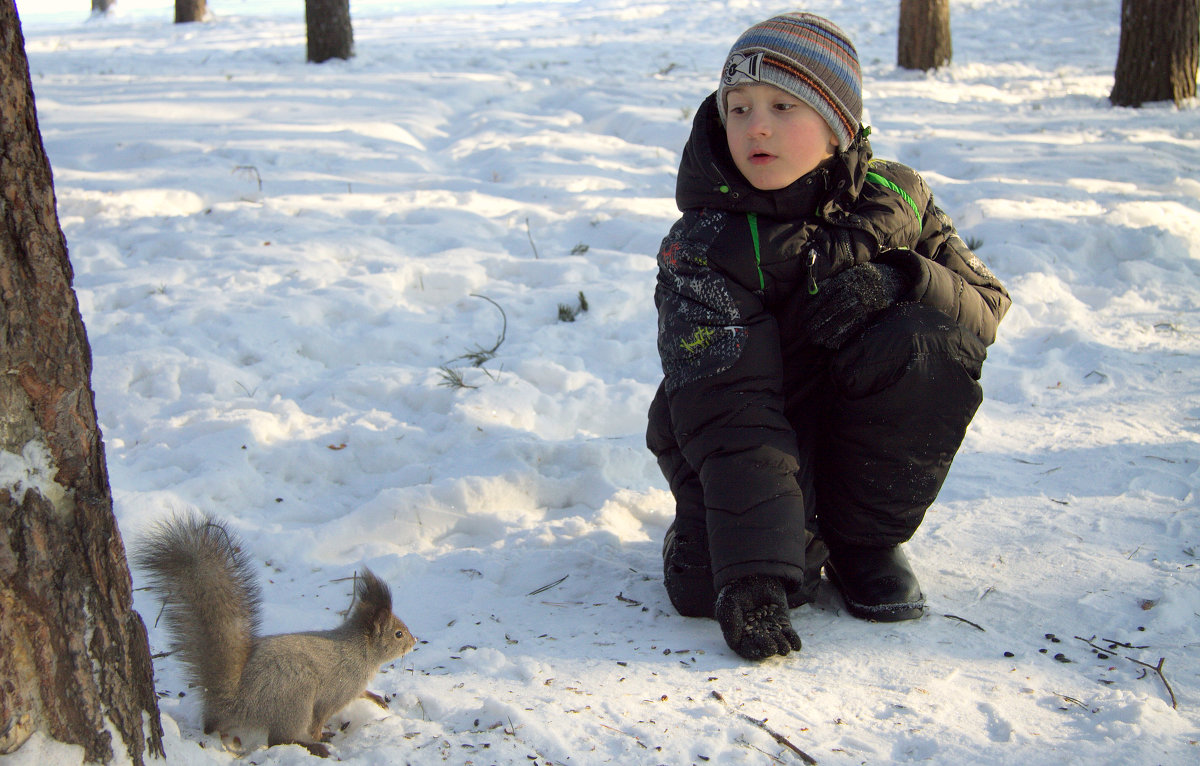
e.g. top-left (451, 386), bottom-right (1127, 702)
top-left (136, 513), bottom-right (416, 758)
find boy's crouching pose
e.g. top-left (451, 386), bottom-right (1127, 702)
top-left (647, 12), bottom-right (1010, 660)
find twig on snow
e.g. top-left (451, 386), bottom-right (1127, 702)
top-left (526, 574), bottom-right (568, 596)
top-left (451, 293), bottom-right (507, 366)
top-left (735, 736), bottom-right (785, 764)
top-left (1054, 693), bottom-right (1090, 711)
top-left (1100, 637), bottom-right (1149, 650)
top-left (525, 217), bottom-right (540, 259)
top-left (233, 164), bottom-right (262, 191)
top-left (1127, 656), bottom-right (1177, 710)
top-left (943, 614), bottom-right (986, 632)
top-left (1073, 635), bottom-right (1177, 709)
top-left (599, 723), bottom-right (648, 749)
top-left (712, 691), bottom-right (817, 765)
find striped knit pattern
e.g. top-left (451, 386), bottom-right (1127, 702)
top-left (718, 13), bottom-right (862, 149)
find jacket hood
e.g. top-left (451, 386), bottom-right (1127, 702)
top-left (675, 92), bottom-right (873, 218)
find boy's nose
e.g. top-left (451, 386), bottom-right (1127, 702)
top-left (746, 113), bottom-right (770, 137)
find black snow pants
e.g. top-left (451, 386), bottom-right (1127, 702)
top-left (647, 302), bottom-right (988, 580)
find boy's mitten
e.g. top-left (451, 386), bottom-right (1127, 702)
top-left (796, 262), bottom-right (909, 349)
top-left (714, 575), bottom-right (802, 661)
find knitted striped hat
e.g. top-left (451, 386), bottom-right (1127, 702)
top-left (717, 12), bottom-right (862, 149)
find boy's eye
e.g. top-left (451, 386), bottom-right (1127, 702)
top-left (773, 102), bottom-right (795, 111)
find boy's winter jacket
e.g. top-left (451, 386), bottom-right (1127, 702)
top-left (650, 93), bottom-right (1010, 591)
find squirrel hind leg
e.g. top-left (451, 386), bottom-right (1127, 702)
top-left (304, 742), bottom-right (332, 758)
top-left (267, 737), bottom-right (330, 758)
top-left (265, 739), bottom-right (331, 763)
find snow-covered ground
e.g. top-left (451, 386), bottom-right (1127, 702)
top-left (12, 0), bottom-right (1200, 763)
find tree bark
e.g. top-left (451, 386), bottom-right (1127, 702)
top-left (307, 0), bottom-right (355, 63)
top-left (1111, 0), bottom-right (1199, 107)
top-left (0, 1), bottom-right (164, 762)
top-left (175, 0), bottom-right (206, 24)
top-left (898, 0), bottom-right (952, 71)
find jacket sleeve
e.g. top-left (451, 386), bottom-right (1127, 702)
top-left (654, 209), bottom-right (808, 590)
top-left (875, 171), bottom-right (1011, 346)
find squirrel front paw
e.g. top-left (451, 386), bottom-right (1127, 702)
top-left (361, 690), bottom-right (390, 710)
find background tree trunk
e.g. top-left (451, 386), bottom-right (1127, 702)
top-left (307, 0), bottom-right (354, 63)
top-left (175, 0), bottom-right (206, 24)
top-left (898, 0), bottom-right (952, 71)
top-left (91, 0), bottom-right (116, 13)
top-left (0, 1), bottom-right (164, 762)
top-left (1111, 0), bottom-right (1199, 107)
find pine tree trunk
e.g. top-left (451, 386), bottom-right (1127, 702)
top-left (1111, 0), bottom-right (1199, 107)
top-left (175, 0), bottom-right (206, 24)
top-left (898, 0), bottom-right (952, 71)
top-left (91, 0), bottom-right (115, 13)
top-left (0, 2), bottom-right (164, 762)
top-left (307, 0), bottom-right (354, 63)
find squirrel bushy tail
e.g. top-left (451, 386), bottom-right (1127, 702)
top-left (137, 514), bottom-right (262, 727)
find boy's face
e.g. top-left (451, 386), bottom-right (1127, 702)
top-left (725, 84), bottom-right (838, 191)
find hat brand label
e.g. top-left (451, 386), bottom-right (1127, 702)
top-left (723, 52), bottom-right (764, 86)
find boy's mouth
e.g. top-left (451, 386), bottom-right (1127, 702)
top-left (748, 151), bottom-right (776, 165)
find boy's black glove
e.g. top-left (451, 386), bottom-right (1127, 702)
top-left (796, 262), bottom-right (909, 349)
top-left (714, 575), bottom-right (802, 660)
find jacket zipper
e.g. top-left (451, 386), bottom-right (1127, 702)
top-left (747, 212), bottom-right (765, 291)
top-left (806, 248), bottom-right (819, 295)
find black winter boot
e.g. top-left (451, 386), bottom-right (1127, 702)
top-left (825, 543), bottom-right (924, 622)
top-left (662, 520), bottom-right (718, 618)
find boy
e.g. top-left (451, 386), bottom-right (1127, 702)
top-left (647, 12), bottom-right (1010, 661)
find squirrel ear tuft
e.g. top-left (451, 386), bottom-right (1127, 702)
top-left (355, 568), bottom-right (394, 626)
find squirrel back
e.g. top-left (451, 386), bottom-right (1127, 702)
top-left (137, 514), bottom-right (416, 756)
